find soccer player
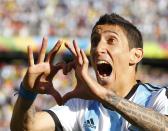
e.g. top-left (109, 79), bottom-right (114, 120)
top-left (10, 13), bottom-right (168, 131)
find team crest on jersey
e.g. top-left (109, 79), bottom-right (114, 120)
top-left (83, 118), bottom-right (96, 129)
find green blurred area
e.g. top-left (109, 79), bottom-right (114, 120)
top-left (0, 37), bottom-right (168, 59)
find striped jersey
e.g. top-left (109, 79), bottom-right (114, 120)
top-left (47, 82), bottom-right (168, 131)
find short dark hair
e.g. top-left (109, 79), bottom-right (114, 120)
top-left (91, 13), bottom-right (143, 49)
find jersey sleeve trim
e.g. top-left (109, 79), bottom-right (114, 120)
top-left (44, 110), bottom-right (63, 131)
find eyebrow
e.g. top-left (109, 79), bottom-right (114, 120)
top-left (103, 30), bottom-right (119, 36)
top-left (91, 28), bottom-right (119, 39)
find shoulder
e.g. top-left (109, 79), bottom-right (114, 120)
top-left (143, 83), bottom-right (168, 115)
top-left (137, 82), bottom-right (168, 98)
top-left (140, 82), bottom-right (167, 92)
top-left (49, 98), bottom-right (97, 112)
top-left (65, 98), bottom-right (96, 108)
top-left (134, 82), bottom-right (168, 111)
top-left (142, 83), bottom-right (168, 99)
top-left (46, 99), bottom-right (98, 131)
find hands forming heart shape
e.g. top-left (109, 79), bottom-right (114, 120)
top-left (22, 37), bottom-right (100, 105)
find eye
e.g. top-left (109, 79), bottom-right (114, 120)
top-left (107, 38), bottom-right (115, 45)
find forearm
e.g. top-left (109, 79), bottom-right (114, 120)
top-left (104, 93), bottom-right (168, 131)
top-left (82, 75), bottom-right (168, 130)
top-left (10, 96), bottom-right (36, 131)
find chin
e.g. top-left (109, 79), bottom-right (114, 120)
top-left (96, 74), bottom-right (113, 88)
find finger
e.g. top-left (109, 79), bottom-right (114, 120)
top-left (80, 49), bottom-right (89, 64)
top-left (54, 62), bottom-right (64, 70)
top-left (47, 62), bottom-right (64, 80)
top-left (63, 61), bottom-right (75, 75)
top-left (73, 40), bottom-right (83, 65)
top-left (64, 42), bottom-right (77, 56)
top-left (46, 40), bottom-right (62, 64)
top-left (34, 72), bottom-right (44, 90)
top-left (73, 40), bottom-right (80, 56)
top-left (52, 90), bottom-right (63, 105)
top-left (28, 46), bottom-right (34, 66)
top-left (67, 61), bottom-right (76, 71)
top-left (63, 63), bottom-right (71, 75)
top-left (37, 37), bottom-right (48, 63)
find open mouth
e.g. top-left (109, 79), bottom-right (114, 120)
top-left (97, 61), bottom-right (112, 77)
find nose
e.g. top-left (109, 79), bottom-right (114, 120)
top-left (94, 39), bottom-right (107, 55)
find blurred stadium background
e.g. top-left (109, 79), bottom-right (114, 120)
top-left (0, 0), bottom-right (168, 130)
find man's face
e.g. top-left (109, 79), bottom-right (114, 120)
top-left (90, 24), bottom-right (131, 88)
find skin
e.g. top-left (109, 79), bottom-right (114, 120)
top-left (64, 24), bottom-right (142, 100)
top-left (65, 24), bottom-right (168, 131)
top-left (10, 37), bottom-right (64, 131)
top-left (90, 25), bottom-right (137, 95)
top-left (10, 24), bottom-right (168, 131)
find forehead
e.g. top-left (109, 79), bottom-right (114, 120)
top-left (92, 24), bottom-right (126, 37)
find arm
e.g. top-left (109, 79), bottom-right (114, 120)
top-left (83, 69), bottom-right (168, 131)
top-left (104, 94), bottom-right (168, 131)
top-left (65, 41), bottom-right (168, 131)
top-left (82, 67), bottom-right (168, 131)
top-left (11, 96), bottom-right (55, 131)
top-left (10, 37), bottom-right (63, 131)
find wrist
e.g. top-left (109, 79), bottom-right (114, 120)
top-left (19, 82), bottom-right (37, 101)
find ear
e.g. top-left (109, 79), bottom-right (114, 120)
top-left (129, 48), bottom-right (143, 65)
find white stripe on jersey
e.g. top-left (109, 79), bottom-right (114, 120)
top-left (48, 83), bottom-right (168, 131)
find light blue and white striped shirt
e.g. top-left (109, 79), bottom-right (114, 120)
top-left (49, 82), bottom-right (168, 131)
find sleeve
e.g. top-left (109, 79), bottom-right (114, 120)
top-left (44, 110), bottom-right (63, 131)
top-left (45, 98), bottom-right (82, 131)
top-left (152, 88), bottom-right (168, 115)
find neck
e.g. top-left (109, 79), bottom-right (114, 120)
top-left (110, 70), bottom-right (137, 98)
top-left (116, 78), bottom-right (137, 98)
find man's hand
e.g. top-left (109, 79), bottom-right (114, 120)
top-left (22, 37), bottom-right (63, 105)
top-left (63, 41), bottom-right (168, 131)
top-left (64, 40), bottom-right (89, 83)
top-left (11, 37), bottom-right (64, 131)
top-left (63, 40), bottom-right (108, 103)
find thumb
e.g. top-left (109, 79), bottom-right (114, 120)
top-left (47, 62), bottom-right (64, 80)
top-left (63, 60), bottom-right (76, 75)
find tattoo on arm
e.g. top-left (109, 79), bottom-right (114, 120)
top-left (104, 93), bottom-right (168, 131)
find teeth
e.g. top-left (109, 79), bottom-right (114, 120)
top-left (97, 60), bottom-right (108, 64)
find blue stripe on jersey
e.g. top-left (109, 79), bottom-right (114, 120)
top-left (108, 110), bottom-right (122, 131)
top-left (83, 83), bottom-right (163, 131)
top-left (106, 83), bottom-right (153, 131)
top-left (127, 84), bottom-right (154, 131)
top-left (133, 84), bottom-right (152, 106)
top-left (84, 101), bottom-right (100, 131)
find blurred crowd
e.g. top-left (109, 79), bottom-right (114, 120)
top-left (1, 0), bottom-right (168, 130)
top-left (0, 0), bottom-right (168, 42)
top-left (0, 62), bottom-right (168, 130)
top-left (0, 61), bottom-right (76, 130)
